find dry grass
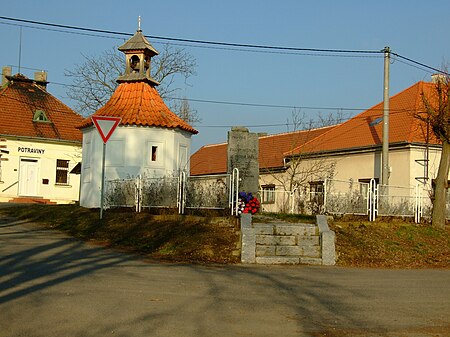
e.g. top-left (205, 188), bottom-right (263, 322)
top-left (1, 204), bottom-right (450, 268)
top-left (330, 219), bottom-right (450, 268)
top-left (0, 204), bottom-right (240, 264)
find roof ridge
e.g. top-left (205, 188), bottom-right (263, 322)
top-left (258, 124), bottom-right (336, 139)
top-left (199, 142), bottom-right (227, 149)
top-left (283, 123), bottom-right (340, 156)
top-left (285, 80), bottom-right (440, 157)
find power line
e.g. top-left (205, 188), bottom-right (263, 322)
top-left (1, 16), bottom-right (445, 74)
top-left (167, 96), bottom-right (363, 111)
top-left (0, 16), bottom-right (383, 55)
top-left (392, 52), bottom-right (449, 76)
top-left (0, 85), bottom-right (433, 132)
top-left (48, 79), bottom-right (427, 115)
top-left (47, 79), bottom-right (382, 113)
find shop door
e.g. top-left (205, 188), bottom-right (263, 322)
top-left (19, 158), bottom-right (39, 196)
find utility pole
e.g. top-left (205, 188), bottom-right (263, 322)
top-left (382, 46), bottom-right (390, 185)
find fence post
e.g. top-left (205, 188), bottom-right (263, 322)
top-left (290, 188), bottom-right (297, 214)
top-left (323, 178), bottom-right (328, 214)
top-left (414, 184), bottom-right (423, 223)
top-left (178, 171), bottom-right (186, 215)
top-left (368, 178), bottom-right (377, 221)
top-left (229, 168), bottom-right (240, 216)
top-left (135, 175), bottom-right (142, 212)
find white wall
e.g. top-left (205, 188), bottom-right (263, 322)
top-left (79, 125), bottom-right (193, 208)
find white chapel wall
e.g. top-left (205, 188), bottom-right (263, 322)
top-left (79, 125), bottom-right (193, 208)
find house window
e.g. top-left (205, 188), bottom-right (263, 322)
top-left (261, 184), bottom-right (275, 204)
top-left (56, 159), bottom-right (70, 185)
top-left (33, 109), bottom-right (50, 123)
top-left (151, 146), bottom-right (158, 162)
top-left (146, 142), bottom-right (164, 167)
top-left (309, 181), bottom-right (324, 205)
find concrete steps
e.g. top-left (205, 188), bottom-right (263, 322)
top-left (241, 214), bottom-right (336, 266)
top-left (9, 197), bottom-right (56, 205)
top-left (253, 222), bottom-right (323, 265)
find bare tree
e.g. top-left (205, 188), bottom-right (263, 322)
top-left (261, 109), bottom-right (337, 213)
top-left (171, 97), bottom-right (201, 125)
top-left (417, 73), bottom-right (450, 228)
top-left (65, 44), bottom-right (196, 118)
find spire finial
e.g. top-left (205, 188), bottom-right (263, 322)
top-left (138, 16), bottom-right (141, 32)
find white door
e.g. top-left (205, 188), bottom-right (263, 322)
top-left (19, 158), bottom-right (39, 196)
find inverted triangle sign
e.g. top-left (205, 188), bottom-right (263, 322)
top-left (92, 116), bottom-right (121, 143)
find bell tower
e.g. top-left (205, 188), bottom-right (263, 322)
top-left (117, 17), bottom-right (159, 86)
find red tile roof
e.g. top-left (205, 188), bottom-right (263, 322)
top-left (78, 82), bottom-right (198, 134)
top-left (191, 80), bottom-right (443, 176)
top-left (287, 81), bottom-right (440, 156)
top-left (190, 126), bottom-right (334, 176)
top-left (0, 75), bottom-right (83, 142)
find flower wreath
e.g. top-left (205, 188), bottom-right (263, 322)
top-left (237, 192), bottom-right (260, 214)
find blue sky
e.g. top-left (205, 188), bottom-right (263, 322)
top-left (1, 0), bottom-right (449, 153)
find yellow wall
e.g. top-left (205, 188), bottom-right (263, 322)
top-left (0, 137), bottom-right (81, 204)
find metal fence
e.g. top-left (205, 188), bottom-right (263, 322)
top-left (323, 179), bottom-right (369, 216)
top-left (324, 179), bottom-right (436, 222)
top-left (261, 178), bottom-right (446, 223)
top-left (105, 174), bottom-right (447, 222)
top-left (104, 171), bottom-right (239, 214)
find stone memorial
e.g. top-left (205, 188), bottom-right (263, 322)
top-left (227, 126), bottom-right (259, 196)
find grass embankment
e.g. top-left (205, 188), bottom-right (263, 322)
top-left (1, 204), bottom-right (449, 268)
top-left (0, 204), bottom-right (240, 264)
top-left (330, 219), bottom-right (450, 268)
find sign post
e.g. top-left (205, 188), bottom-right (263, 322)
top-left (91, 116), bottom-right (121, 219)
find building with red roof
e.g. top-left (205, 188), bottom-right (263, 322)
top-left (0, 68), bottom-right (84, 204)
top-left (190, 126), bottom-right (333, 176)
top-left (190, 77), bottom-right (444, 214)
top-left (78, 26), bottom-right (197, 208)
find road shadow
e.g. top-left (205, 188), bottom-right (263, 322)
top-left (2, 214), bottom-right (448, 336)
top-left (0, 217), bottom-right (131, 304)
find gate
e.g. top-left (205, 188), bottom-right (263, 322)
top-left (323, 178), bottom-right (432, 223)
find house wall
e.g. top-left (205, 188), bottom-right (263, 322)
top-left (79, 125), bottom-right (193, 208)
top-left (0, 137), bottom-right (81, 203)
top-left (258, 145), bottom-right (445, 213)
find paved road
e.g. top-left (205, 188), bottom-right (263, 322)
top-left (1, 214), bottom-right (449, 337)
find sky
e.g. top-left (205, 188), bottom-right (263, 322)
top-left (1, 0), bottom-right (450, 153)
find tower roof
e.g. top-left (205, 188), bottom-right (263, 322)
top-left (116, 28), bottom-right (159, 85)
top-left (118, 30), bottom-right (159, 56)
top-left (79, 24), bottom-right (197, 134)
top-left (78, 81), bottom-right (198, 134)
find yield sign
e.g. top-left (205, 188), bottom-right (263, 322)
top-left (92, 116), bottom-right (121, 143)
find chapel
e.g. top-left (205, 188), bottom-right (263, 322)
top-left (78, 22), bottom-right (197, 208)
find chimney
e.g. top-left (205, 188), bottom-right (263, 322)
top-left (2, 66), bottom-right (11, 86)
top-left (34, 70), bottom-right (48, 90)
top-left (431, 73), bottom-right (448, 84)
